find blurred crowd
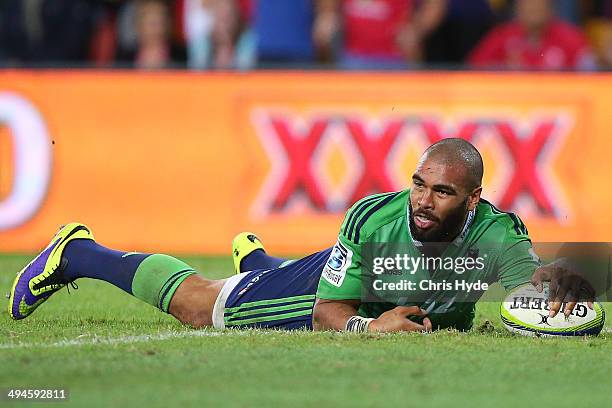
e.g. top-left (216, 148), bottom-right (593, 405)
top-left (1, 0), bottom-right (612, 70)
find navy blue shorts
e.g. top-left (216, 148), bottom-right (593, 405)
top-left (212, 248), bottom-right (332, 330)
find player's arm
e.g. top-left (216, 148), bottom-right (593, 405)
top-left (496, 226), bottom-right (595, 318)
top-left (312, 298), bottom-right (360, 331)
top-left (312, 230), bottom-right (367, 331)
top-left (313, 297), bottom-right (432, 332)
top-left (530, 243), bottom-right (600, 317)
top-left (496, 239), bottom-right (541, 292)
top-left (313, 223), bottom-right (430, 332)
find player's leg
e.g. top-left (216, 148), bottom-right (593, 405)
top-left (231, 232), bottom-right (288, 273)
top-left (218, 247), bottom-right (333, 330)
top-left (8, 223), bottom-right (224, 328)
top-left (167, 274), bottom-right (225, 327)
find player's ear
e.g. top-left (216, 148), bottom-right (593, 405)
top-left (467, 186), bottom-right (482, 211)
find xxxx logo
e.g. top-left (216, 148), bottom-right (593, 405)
top-left (251, 111), bottom-right (571, 218)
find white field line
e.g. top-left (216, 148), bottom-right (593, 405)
top-left (2, 327), bottom-right (611, 350)
top-left (0, 329), bottom-right (259, 350)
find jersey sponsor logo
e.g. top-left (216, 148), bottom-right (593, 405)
top-left (322, 240), bottom-right (353, 287)
top-left (251, 111), bottom-right (570, 219)
top-left (0, 93), bottom-right (52, 231)
top-left (537, 313), bottom-right (552, 326)
top-left (508, 296), bottom-right (588, 318)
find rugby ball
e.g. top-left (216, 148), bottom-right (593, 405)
top-left (500, 283), bottom-right (605, 337)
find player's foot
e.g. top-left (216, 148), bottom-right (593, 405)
top-left (7, 223), bottom-right (94, 320)
top-left (231, 232), bottom-right (265, 274)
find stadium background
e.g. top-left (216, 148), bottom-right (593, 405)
top-left (0, 0), bottom-right (612, 255)
top-left (1, 2), bottom-right (611, 407)
top-left (1, 0), bottom-right (612, 255)
top-left (0, 71), bottom-right (611, 255)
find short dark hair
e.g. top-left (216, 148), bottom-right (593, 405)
top-left (422, 138), bottom-right (484, 190)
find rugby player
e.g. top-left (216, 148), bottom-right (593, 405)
top-left (8, 139), bottom-right (592, 332)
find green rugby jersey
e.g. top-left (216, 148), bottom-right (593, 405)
top-left (316, 190), bottom-right (540, 330)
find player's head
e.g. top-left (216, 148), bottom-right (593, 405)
top-left (409, 138), bottom-right (483, 242)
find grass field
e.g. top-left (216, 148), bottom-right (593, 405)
top-left (1, 253), bottom-right (610, 408)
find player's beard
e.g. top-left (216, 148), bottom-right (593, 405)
top-left (409, 197), bottom-right (469, 243)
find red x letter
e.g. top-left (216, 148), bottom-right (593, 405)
top-left (269, 117), bottom-right (328, 210)
top-left (494, 120), bottom-right (556, 214)
top-left (345, 119), bottom-right (403, 203)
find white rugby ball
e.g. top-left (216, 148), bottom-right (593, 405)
top-left (500, 283), bottom-right (605, 337)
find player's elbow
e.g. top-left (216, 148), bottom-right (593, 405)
top-left (312, 298), bottom-right (343, 331)
top-left (312, 312), bottom-right (325, 331)
top-left (312, 303), bottom-right (326, 331)
top-left (313, 298), bottom-right (361, 331)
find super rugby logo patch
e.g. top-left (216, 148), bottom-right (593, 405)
top-left (322, 240), bottom-right (353, 287)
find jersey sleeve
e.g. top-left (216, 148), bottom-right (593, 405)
top-left (316, 199), bottom-right (368, 300)
top-left (316, 191), bottom-right (405, 300)
top-left (496, 237), bottom-right (541, 291)
top-left (315, 234), bottom-right (363, 300)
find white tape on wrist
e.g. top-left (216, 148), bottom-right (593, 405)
top-left (345, 316), bottom-right (374, 332)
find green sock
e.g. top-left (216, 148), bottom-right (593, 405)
top-left (131, 254), bottom-right (197, 313)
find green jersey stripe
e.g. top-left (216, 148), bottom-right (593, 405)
top-left (481, 198), bottom-right (503, 214)
top-left (225, 301), bottom-right (314, 320)
top-left (509, 213), bottom-right (521, 235)
top-left (516, 215), bottom-right (529, 235)
top-left (480, 198), bottom-right (527, 236)
top-left (224, 294), bottom-right (315, 313)
top-left (225, 309), bottom-right (312, 326)
top-left (353, 192), bottom-right (401, 244)
top-left (347, 193), bottom-right (398, 242)
top-left (343, 192), bottom-right (395, 239)
top-left (342, 191), bottom-right (392, 232)
top-left (481, 199), bottom-right (499, 215)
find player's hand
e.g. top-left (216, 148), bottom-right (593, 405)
top-left (530, 260), bottom-right (595, 318)
top-left (368, 306), bottom-right (432, 333)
